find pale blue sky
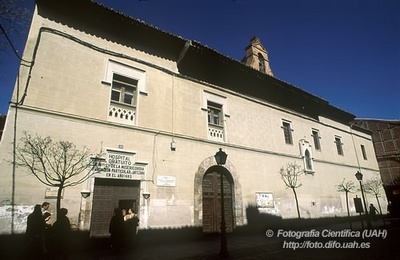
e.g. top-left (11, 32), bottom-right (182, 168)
top-left (1, 0), bottom-right (399, 119)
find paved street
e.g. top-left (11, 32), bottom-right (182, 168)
top-left (61, 219), bottom-right (400, 259)
top-left (2, 218), bottom-right (399, 259)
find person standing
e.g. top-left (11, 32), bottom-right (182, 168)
top-left (124, 208), bottom-right (140, 248)
top-left (41, 202), bottom-right (51, 224)
top-left (53, 208), bottom-right (71, 259)
top-left (369, 204), bottom-right (378, 216)
top-left (109, 208), bottom-right (125, 254)
top-left (25, 204), bottom-right (46, 258)
top-left (41, 202), bottom-right (52, 255)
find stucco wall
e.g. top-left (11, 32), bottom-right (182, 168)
top-left (0, 5), bottom-right (385, 234)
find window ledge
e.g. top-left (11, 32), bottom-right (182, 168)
top-left (101, 80), bottom-right (111, 86)
top-left (110, 100), bottom-right (137, 109)
top-left (304, 170), bottom-right (315, 175)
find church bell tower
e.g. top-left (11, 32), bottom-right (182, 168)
top-left (242, 37), bottom-right (274, 77)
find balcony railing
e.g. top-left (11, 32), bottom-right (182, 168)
top-left (108, 103), bottom-right (135, 125)
top-left (208, 124), bottom-right (224, 142)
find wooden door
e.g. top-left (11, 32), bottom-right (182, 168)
top-left (90, 178), bottom-right (140, 237)
top-left (202, 172), bottom-right (233, 233)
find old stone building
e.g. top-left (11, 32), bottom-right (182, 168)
top-left (353, 119), bottom-right (400, 216)
top-left (0, 0), bottom-right (384, 235)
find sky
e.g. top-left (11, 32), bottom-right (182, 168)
top-left (1, 0), bottom-right (399, 119)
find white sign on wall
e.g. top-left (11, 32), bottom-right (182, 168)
top-left (157, 175), bottom-right (176, 187)
top-left (45, 187), bottom-right (63, 199)
top-left (103, 151), bottom-right (146, 180)
top-left (256, 192), bottom-right (274, 208)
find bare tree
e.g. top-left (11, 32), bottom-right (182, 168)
top-left (16, 132), bottom-right (98, 218)
top-left (363, 177), bottom-right (383, 215)
top-left (279, 162), bottom-right (303, 218)
top-left (337, 178), bottom-right (356, 219)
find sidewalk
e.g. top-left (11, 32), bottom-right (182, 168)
top-left (3, 217), bottom-right (399, 259)
top-left (69, 219), bottom-right (400, 260)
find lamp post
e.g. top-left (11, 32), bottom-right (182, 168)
top-left (214, 148), bottom-right (228, 257)
top-left (355, 171), bottom-right (371, 228)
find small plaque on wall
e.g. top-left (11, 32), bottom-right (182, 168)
top-left (256, 192), bottom-right (274, 208)
top-left (157, 175), bottom-right (176, 187)
top-left (45, 187), bottom-right (63, 199)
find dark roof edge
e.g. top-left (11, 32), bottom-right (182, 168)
top-left (354, 118), bottom-right (400, 123)
top-left (35, 0), bottom-right (356, 124)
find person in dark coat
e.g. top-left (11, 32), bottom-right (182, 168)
top-left (369, 203), bottom-right (378, 217)
top-left (124, 208), bottom-right (140, 248)
top-left (109, 208), bottom-right (125, 254)
top-left (25, 204), bottom-right (46, 258)
top-left (53, 208), bottom-right (71, 259)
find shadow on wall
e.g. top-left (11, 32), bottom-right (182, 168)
top-left (239, 205), bottom-right (380, 235)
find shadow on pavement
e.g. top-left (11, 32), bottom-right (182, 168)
top-left (1, 207), bottom-right (399, 259)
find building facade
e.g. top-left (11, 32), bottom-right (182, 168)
top-left (0, 0), bottom-right (384, 235)
top-left (353, 119), bottom-right (400, 216)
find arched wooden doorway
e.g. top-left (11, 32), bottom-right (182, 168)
top-left (202, 166), bottom-right (234, 233)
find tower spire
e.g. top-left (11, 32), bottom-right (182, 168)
top-left (242, 37), bottom-right (274, 77)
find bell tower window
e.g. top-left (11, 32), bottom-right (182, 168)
top-left (258, 53), bottom-right (266, 73)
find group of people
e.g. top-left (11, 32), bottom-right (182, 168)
top-left (25, 202), bottom-right (71, 259)
top-left (109, 208), bottom-right (140, 253)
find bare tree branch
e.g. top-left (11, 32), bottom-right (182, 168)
top-left (279, 162), bottom-right (303, 218)
top-left (16, 132), bottom-right (96, 218)
top-left (363, 177), bottom-right (384, 215)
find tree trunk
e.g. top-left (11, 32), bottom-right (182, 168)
top-left (292, 187), bottom-right (301, 218)
top-left (345, 191), bottom-right (350, 218)
top-left (375, 194), bottom-right (382, 215)
top-left (56, 185), bottom-right (63, 221)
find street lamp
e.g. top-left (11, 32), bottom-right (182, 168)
top-left (142, 192), bottom-right (151, 199)
top-left (355, 171), bottom-right (371, 228)
top-left (80, 190), bottom-right (91, 198)
top-left (214, 148), bottom-right (228, 257)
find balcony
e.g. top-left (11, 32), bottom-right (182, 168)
top-left (108, 102), bottom-right (135, 125)
top-left (208, 124), bottom-right (224, 142)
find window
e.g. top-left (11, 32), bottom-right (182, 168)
top-left (282, 120), bottom-right (293, 145)
top-left (104, 60), bottom-right (146, 126)
top-left (207, 101), bottom-right (224, 141)
top-left (208, 102), bottom-right (222, 126)
top-left (299, 139), bottom-right (314, 174)
top-left (111, 74), bottom-right (138, 106)
top-left (258, 53), bottom-right (266, 73)
top-left (305, 150), bottom-right (313, 171)
top-left (335, 136), bottom-right (344, 155)
top-left (361, 145), bottom-right (367, 160)
top-left (312, 129), bottom-right (321, 150)
top-left (203, 91), bottom-right (228, 142)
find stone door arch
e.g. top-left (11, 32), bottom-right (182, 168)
top-left (202, 166), bottom-right (234, 232)
top-left (194, 156), bottom-right (244, 230)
